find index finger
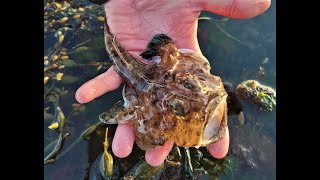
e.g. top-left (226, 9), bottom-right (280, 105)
top-left (75, 66), bottom-right (123, 103)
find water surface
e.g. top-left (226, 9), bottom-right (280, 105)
top-left (44, 0), bottom-right (276, 179)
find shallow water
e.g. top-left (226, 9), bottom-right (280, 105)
top-left (44, 0), bottom-right (276, 179)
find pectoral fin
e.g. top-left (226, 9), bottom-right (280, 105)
top-left (99, 100), bottom-right (124, 124)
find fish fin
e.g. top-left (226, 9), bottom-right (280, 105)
top-left (99, 100), bottom-right (124, 124)
top-left (140, 34), bottom-right (173, 60)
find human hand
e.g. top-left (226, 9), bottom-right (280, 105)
top-left (76, 0), bottom-right (271, 167)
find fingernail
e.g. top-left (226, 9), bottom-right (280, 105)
top-left (178, 48), bottom-right (195, 53)
top-left (207, 128), bottom-right (229, 159)
top-left (152, 56), bottom-right (161, 64)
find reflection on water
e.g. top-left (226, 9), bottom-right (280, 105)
top-left (44, 0), bottom-right (275, 179)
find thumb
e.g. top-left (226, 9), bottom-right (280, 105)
top-left (199, 0), bottom-right (271, 19)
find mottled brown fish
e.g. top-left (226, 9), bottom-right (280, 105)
top-left (101, 20), bottom-right (228, 151)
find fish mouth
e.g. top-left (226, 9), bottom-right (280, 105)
top-left (201, 94), bottom-right (228, 146)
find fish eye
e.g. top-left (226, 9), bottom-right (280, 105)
top-left (170, 99), bottom-right (189, 116)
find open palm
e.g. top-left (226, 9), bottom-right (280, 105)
top-left (76, 0), bottom-right (271, 166)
